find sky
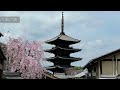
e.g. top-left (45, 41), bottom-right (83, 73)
top-left (0, 11), bottom-right (120, 67)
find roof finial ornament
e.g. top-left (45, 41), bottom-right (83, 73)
top-left (61, 12), bottom-right (65, 35)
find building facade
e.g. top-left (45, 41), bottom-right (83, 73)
top-left (84, 49), bottom-right (120, 79)
top-left (0, 32), bottom-right (6, 79)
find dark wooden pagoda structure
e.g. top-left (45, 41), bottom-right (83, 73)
top-left (45, 12), bottom-right (82, 75)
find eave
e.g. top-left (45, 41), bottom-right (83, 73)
top-left (46, 56), bottom-right (82, 62)
top-left (45, 46), bottom-right (81, 53)
top-left (45, 34), bottom-right (81, 45)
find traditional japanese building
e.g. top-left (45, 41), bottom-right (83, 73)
top-left (83, 48), bottom-right (120, 79)
top-left (0, 32), bottom-right (6, 79)
top-left (45, 12), bottom-right (82, 76)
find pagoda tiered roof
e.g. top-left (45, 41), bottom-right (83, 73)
top-left (46, 65), bottom-right (75, 73)
top-left (46, 55), bottom-right (82, 62)
top-left (46, 65), bottom-right (64, 69)
top-left (45, 12), bottom-right (82, 74)
top-left (46, 66), bottom-right (65, 73)
top-left (45, 33), bottom-right (80, 45)
top-left (45, 46), bottom-right (81, 53)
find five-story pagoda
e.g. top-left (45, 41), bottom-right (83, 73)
top-left (45, 12), bottom-right (82, 75)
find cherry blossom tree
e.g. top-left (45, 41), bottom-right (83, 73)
top-left (5, 37), bottom-right (46, 79)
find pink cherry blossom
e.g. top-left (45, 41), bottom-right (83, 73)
top-left (5, 37), bottom-right (45, 79)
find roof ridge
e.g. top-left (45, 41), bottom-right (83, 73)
top-left (83, 48), bottom-right (120, 68)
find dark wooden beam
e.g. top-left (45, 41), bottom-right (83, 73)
top-left (100, 61), bottom-right (102, 74)
top-left (102, 59), bottom-right (120, 61)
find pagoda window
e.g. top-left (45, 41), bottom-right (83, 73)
top-left (54, 62), bottom-right (59, 65)
top-left (55, 52), bottom-right (70, 57)
top-left (56, 44), bottom-right (69, 48)
top-left (60, 61), bottom-right (70, 66)
top-left (92, 67), bottom-right (97, 76)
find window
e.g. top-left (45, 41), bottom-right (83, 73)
top-left (93, 67), bottom-right (96, 72)
top-left (92, 67), bottom-right (96, 76)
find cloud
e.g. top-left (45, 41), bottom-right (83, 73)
top-left (1, 11), bottom-right (120, 67)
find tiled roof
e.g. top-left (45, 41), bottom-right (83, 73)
top-left (45, 34), bottom-right (80, 44)
top-left (83, 48), bottom-right (120, 69)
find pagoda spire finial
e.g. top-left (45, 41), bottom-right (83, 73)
top-left (61, 12), bottom-right (65, 35)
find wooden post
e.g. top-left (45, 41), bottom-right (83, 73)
top-left (98, 61), bottom-right (100, 78)
top-left (100, 61), bottom-right (102, 75)
top-left (113, 57), bottom-right (115, 75)
top-left (114, 55), bottom-right (118, 75)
